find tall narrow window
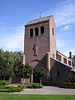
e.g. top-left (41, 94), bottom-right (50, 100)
top-left (35, 27), bottom-right (39, 36)
top-left (57, 71), bottom-right (60, 76)
top-left (63, 58), bottom-right (67, 64)
top-left (52, 28), bottom-right (54, 35)
top-left (68, 60), bottom-right (71, 66)
top-left (41, 26), bottom-right (44, 35)
top-left (30, 29), bottom-right (33, 37)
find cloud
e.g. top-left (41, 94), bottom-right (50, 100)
top-left (61, 48), bottom-right (75, 57)
top-left (54, 3), bottom-right (75, 27)
top-left (0, 26), bottom-right (24, 51)
top-left (62, 0), bottom-right (75, 4)
top-left (61, 25), bottom-right (71, 31)
top-left (42, 0), bottom-right (75, 27)
top-left (56, 40), bottom-right (65, 49)
top-left (56, 39), bottom-right (75, 56)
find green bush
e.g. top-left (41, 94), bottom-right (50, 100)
top-left (32, 83), bottom-right (43, 88)
top-left (64, 75), bottom-right (75, 89)
top-left (0, 86), bottom-right (5, 89)
top-left (25, 83), bottom-right (43, 89)
top-left (26, 84), bottom-right (33, 88)
top-left (67, 75), bottom-right (75, 83)
top-left (0, 89), bottom-right (10, 92)
top-left (6, 86), bottom-right (23, 92)
top-left (0, 86), bottom-right (23, 92)
top-left (0, 80), bottom-right (7, 86)
top-left (64, 82), bottom-right (75, 89)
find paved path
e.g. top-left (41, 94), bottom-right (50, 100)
top-left (15, 86), bottom-right (75, 95)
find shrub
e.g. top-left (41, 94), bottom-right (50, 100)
top-left (32, 83), bottom-right (43, 88)
top-left (0, 86), bottom-right (5, 89)
top-left (25, 83), bottom-right (43, 89)
top-left (64, 82), bottom-right (75, 89)
top-left (0, 86), bottom-right (23, 92)
top-left (67, 75), bottom-right (75, 83)
top-left (6, 86), bottom-right (23, 92)
top-left (26, 84), bottom-right (33, 88)
top-left (0, 89), bottom-right (10, 92)
top-left (64, 75), bottom-right (75, 89)
top-left (0, 80), bottom-right (7, 86)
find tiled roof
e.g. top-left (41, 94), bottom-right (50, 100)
top-left (26, 15), bottom-right (53, 25)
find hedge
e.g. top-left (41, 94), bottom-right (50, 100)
top-left (24, 83), bottom-right (43, 89)
top-left (67, 75), bottom-right (75, 83)
top-left (0, 86), bottom-right (23, 92)
top-left (0, 80), bottom-right (7, 86)
top-left (64, 82), bottom-right (75, 89)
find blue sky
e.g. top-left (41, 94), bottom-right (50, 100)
top-left (0, 0), bottom-right (75, 56)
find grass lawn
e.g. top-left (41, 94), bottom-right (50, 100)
top-left (0, 94), bottom-right (75, 100)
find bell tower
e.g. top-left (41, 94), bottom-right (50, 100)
top-left (24, 16), bottom-right (56, 70)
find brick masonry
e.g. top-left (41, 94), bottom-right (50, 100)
top-left (25, 20), bottom-right (50, 68)
top-left (50, 58), bottom-right (70, 86)
top-left (23, 16), bottom-right (74, 86)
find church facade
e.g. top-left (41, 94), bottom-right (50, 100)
top-left (23, 16), bottom-right (75, 86)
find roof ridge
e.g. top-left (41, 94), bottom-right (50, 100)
top-left (26, 15), bottom-right (53, 25)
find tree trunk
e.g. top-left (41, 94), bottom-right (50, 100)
top-left (8, 77), bottom-right (12, 84)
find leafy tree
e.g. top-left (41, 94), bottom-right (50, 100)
top-left (72, 55), bottom-right (75, 67)
top-left (0, 49), bottom-right (4, 79)
top-left (0, 50), bottom-right (14, 80)
top-left (0, 49), bottom-right (22, 80)
top-left (18, 64), bottom-right (33, 79)
top-left (12, 51), bottom-right (22, 75)
top-left (34, 67), bottom-right (46, 84)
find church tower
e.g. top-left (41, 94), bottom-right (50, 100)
top-left (24, 15), bottom-right (56, 71)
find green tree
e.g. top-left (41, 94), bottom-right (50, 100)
top-left (0, 49), bottom-right (4, 79)
top-left (72, 55), bottom-right (75, 67)
top-left (0, 49), bottom-right (22, 80)
top-left (12, 51), bottom-right (22, 75)
top-left (34, 67), bottom-right (46, 84)
top-left (18, 64), bottom-right (33, 79)
top-left (0, 50), bottom-right (14, 80)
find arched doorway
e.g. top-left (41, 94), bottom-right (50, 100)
top-left (30, 60), bottom-right (43, 83)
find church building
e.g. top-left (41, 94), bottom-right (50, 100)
top-left (23, 15), bottom-right (75, 86)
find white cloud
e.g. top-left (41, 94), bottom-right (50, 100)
top-left (61, 25), bottom-right (71, 31)
top-left (54, 3), bottom-right (75, 27)
top-left (0, 26), bottom-right (24, 51)
top-left (62, 0), bottom-right (75, 4)
top-left (42, 0), bottom-right (75, 27)
top-left (56, 40), bottom-right (65, 49)
top-left (61, 48), bottom-right (75, 57)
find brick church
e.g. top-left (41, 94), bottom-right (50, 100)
top-left (23, 15), bottom-right (75, 86)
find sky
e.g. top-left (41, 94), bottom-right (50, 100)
top-left (0, 0), bottom-right (75, 57)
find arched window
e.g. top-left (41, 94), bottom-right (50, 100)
top-left (52, 28), bottom-right (54, 35)
top-left (30, 29), bottom-right (33, 37)
top-left (41, 26), bottom-right (44, 35)
top-left (35, 27), bottom-right (39, 36)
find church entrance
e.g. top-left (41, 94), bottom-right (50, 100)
top-left (33, 73), bottom-right (40, 83)
top-left (30, 60), bottom-right (43, 83)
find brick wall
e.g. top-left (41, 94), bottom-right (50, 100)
top-left (24, 21), bottom-right (50, 68)
top-left (50, 58), bottom-right (70, 86)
